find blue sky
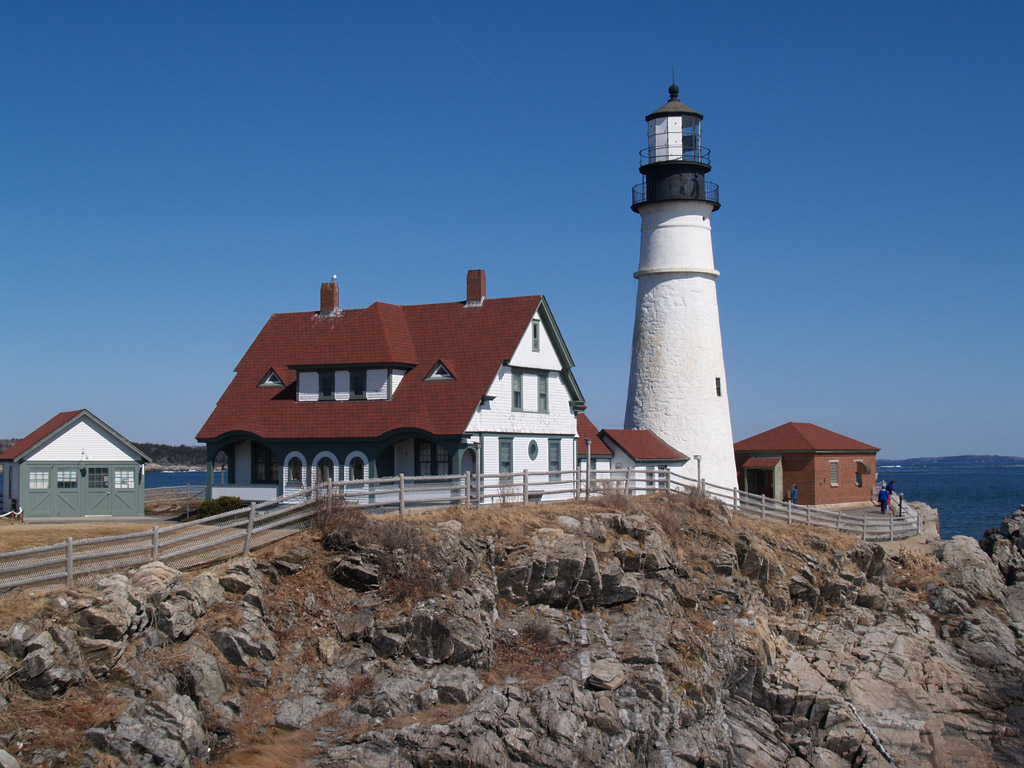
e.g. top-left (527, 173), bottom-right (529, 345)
top-left (2, 1), bottom-right (1022, 458)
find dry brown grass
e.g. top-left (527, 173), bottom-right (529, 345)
top-left (0, 520), bottom-right (171, 553)
top-left (201, 729), bottom-right (316, 768)
top-left (0, 686), bottom-right (128, 764)
top-left (888, 546), bottom-right (944, 593)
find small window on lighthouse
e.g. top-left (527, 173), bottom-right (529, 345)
top-left (715, 377), bottom-right (722, 396)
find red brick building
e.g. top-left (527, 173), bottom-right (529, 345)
top-left (733, 422), bottom-right (879, 506)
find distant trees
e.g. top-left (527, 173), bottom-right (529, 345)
top-left (134, 443), bottom-right (207, 467)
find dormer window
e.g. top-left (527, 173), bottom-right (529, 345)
top-left (259, 369), bottom-right (284, 388)
top-left (351, 370), bottom-right (366, 400)
top-left (426, 361), bottom-right (455, 381)
top-left (318, 371), bottom-right (334, 400)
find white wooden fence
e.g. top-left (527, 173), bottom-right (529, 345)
top-left (0, 467), bottom-right (920, 591)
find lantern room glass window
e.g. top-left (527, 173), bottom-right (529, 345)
top-left (647, 114), bottom-right (702, 162)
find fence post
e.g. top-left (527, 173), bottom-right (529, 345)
top-left (243, 503), bottom-right (255, 555)
top-left (917, 512), bottom-right (922, 536)
top-left (787, 501), bottom-right (793, 524)
top-left (575, 466), bottom-right (581, 500)
top-left (151, 526), bottom-right (160, 561)
top-left (522, 469), bottom-right (529, 504)
top-left (186, 483), bottom-right (191, 518)
top-left (464, 471), bottom-right (471, 508)
top-left (476, 471), bottom-right (482, 509)
top-left (760, 494), bottom-right (766, 519)
top-left (806, 505), bottom-right (810, 525)
top-left (862, 515), bottom-right (868, 540)
top-left (733, 487), bottom-right (738, 512)
top-left (327, 480), bottom-right (333, 517)
top-left (586, 462), bottom-right (591, 501)
top-left (889, 514), bottom-right (894, 541)
top-left (399, 474), bottom-right (406, 515)
top-left (626, 467), bottom-right (633, 496)
top-left (66, 537), bottom-right (74, 587)
top-left (836, 510), bottom-right (843, 533)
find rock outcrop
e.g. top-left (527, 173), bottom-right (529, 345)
top-left (0, 495), bottom-right (1023, 767)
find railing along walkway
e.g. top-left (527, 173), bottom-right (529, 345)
top-left (0, 468), bottom-right (920, 591)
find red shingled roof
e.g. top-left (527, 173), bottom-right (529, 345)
top-left (741, 456), bottom-right (781, 469)
top-left (0, 410), bottom-right (84, 462)
top-left (734, 422), bottom-right (878, 453)
top-left (598, 429), bottom-right (688, 462)
top-left (576, 414), bottom-right (613, 456)
top-left (197, 296), bottom-right (546, 442)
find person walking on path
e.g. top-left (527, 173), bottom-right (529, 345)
top-left (878, 485), bottom-right (890, 515)
top-left (790, 484), bottom-right (798, 505)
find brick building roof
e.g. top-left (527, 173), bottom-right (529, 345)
top-left (197, 295), bottom-right (579, 442)
top-left (740, 456), bottom-right (782, 469)
top-left (598, 429), bottom-right (688, 462)
top-left (734, 422), bottom-right (878, 453)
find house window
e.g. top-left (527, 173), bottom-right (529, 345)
top-left (57, 469), bottom-right (77, 489)
top-left (829, 460), bottom-right (839, 487)
top-left (548, 439), bottom-right (561, 482)
top-left (436, 445), bottom-right (451, 476)
top-left (288, 457), bottom-right (303, 483)
top-left (29, 470), bottom-right (49, 490)
top-left (317, 458), bottom-right (334, 484)
top-left (259, 369), bottom-right (284, 387)
top-left (532, 319), bottom-right (540, 352)
top-left (255, 445), bottom-right (280, 484)
top-left (855, 471), bottom-right (863, 487)
top-left (318, 371), bottom-right (334, 400)
top-left (351, 370), bottom-right (366, 399)
top-left (114, 469), bottom-right (135, 489)
top-left (350, 457), bottom-right (364, 481)
top-left (415, 442), bottom-right (450, 476)
top-left (537, 374), bottom-right (548, 413)
top-left (512, 372), bottom-right (523, 411)
top-left (88, 467), bottom-right (109, 489)
top-left (417, 441), bottom-right (433, 476)
top-left (499, 438), bottom-right (513, 479)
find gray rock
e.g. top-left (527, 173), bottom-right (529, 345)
top-left (213, 626), bottom-right (278, 666)
top-left (2, 622), bottom-right (39, 658)
top-left (179, 646), bottom-right (225, 709)
top-left (187, 572), bottom-right (225, 610)
top-left (156, 595), bottom-right (196, 640)
top-left (331, 552), bottom-right (382, 592)
top-left (129, 561), bottom-right (181, 604)
top-left (0, 748), bottom-right (19, 768)
top-left (432, 666), bottom-right (482, 704)
top-left (586, 658), bottom-right (626, 690)
top-left (87, 692), bottom-right (206, 768)
top-left (275, 694), bottom-right (328, 730)
top-left (337, 611), bottom-right (375, 642)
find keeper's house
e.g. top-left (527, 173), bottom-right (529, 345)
top-left (733, 422), bottom-right (878, 506)
top-left (197, 271), bottom-right (586, 501)
top-left (0, 410), bottom-right (151, 517)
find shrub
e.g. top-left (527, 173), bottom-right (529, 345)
top-left (193, 495), bottom-right (247, 520)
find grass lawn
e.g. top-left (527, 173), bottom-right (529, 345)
top-left (0, 520), bottom-right (170, 554)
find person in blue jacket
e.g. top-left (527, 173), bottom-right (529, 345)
top-left (878, 485), bottom-right (890, 515)
top-left (790, 484), bottom-right (798, 505)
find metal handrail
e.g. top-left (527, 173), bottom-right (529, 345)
top-left (632, 180), bottom-right (720, 206)
top-left (639, 146), bottom-right (711, 164)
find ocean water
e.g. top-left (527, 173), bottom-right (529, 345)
top-left (878, 464), bottom-right (1024, 541)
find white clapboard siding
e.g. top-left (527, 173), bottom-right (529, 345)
top-left (467, 367), bottom-right (576, 434)
top-left (509, 312), bottom-right (562, 370)
top-left (29, 421), bottom-right (134, 462)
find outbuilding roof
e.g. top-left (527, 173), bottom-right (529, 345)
top-left (734, 422), bottom-right (879, 454)
top-left (198, 294), bottom-right (584, 443)
top-left (741, 456), bottom-right (782, 469)
top-left (576, 414), bottom-right (613, 457)
top-left (598, 429), bottom-right (688, 463)
top-left (0, 410), bottom-right (152, 463)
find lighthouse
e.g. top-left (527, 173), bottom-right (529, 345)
top-left (624, 84), bottom-right (737, 490)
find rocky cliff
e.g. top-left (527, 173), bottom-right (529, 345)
top-left (0, 492), bottom-right (1022, 767)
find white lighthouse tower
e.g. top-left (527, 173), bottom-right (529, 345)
top-left (624, 84), bottom-right (737, 490)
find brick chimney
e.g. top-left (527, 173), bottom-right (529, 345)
top-left (320, 281), bottom-right (339, 316)
top-left (466, 269), bottom-right (485, 306)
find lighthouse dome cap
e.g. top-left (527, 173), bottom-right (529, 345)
top-left (645, 83), bottom-right (704, 122)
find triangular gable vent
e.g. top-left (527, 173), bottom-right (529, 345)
top-left (259, 369), bottom-right (285, 387)
top-left (425, 361), bottom-right (455, 381)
